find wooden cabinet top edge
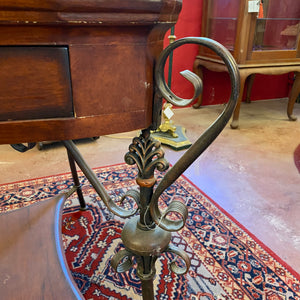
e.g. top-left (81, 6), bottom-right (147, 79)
top-left (0, 0), bottom-right (182, 26)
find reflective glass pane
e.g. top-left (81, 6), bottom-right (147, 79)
top-left (206, 0), bottom-right (240, 50)
top-left (253, 0), bottom-right (300, 50)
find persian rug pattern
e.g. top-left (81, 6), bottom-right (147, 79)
top-left (1, 163), bottom-right (300, 299)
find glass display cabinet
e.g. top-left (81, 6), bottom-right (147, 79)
top-left (193, 0), bottom-right (300, 128)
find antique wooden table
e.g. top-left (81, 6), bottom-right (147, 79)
top-left (192, 58), bottom-right (300, 129)
top-left (0, 1), bottom-right (182, 299)
top-left (192, 0), bottom-right (300, 129)
top-left (0, 0), bottom-right (183, 145)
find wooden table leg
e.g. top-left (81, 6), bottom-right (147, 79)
top-left (287, 71), bottom-right (300, 121)
top-left (230, 73), bottom-right (248, 129)
top-left (245, 74), bottom-right (256, 103)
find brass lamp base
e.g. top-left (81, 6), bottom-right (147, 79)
top-left (152, 125), bottom-right (192, 151)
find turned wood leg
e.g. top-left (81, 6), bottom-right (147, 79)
top-left (287, 71), bottom-right (300, 121)
top-left (192, 58), bottom-right (204, 109)
top-left (230, 73), bottom-right (248, 129)
top-left (245, 74), bottom-right (255, 103)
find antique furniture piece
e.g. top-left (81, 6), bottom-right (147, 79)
top-left (193, 0), bottom-right (300, 128)
top-left (0, 1), bottom-right (182, 298)
top-left (0, 1), bottom-right (240, 300)
top-left (0, 0), bottom-right (183, 143)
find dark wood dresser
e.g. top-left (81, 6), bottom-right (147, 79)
top-left (0, 1), bottom-right (181, 299)
top-left (0, 0), bottom-right (181, 144)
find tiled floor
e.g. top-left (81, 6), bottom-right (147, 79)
top-left (1, 98), bottom-right (299, 274)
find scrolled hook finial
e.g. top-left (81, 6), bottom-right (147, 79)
top-left (155, 40), bottom-right (203, 107)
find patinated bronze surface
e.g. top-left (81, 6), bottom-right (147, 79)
top-left (64, 37), bottom-right (240, 299)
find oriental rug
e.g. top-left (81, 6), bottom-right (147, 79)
top-left (1, 163), bottom-right (300, 300)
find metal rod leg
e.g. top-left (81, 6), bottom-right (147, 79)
top-left (141, 278), bottom-right (154, 300)
top-left (137, 255), bottom-right (156, 300)
top-left (67, 148), bottom-right (87, 210)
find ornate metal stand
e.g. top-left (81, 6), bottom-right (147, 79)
top-left (63, 37), bottom-right (240, 300)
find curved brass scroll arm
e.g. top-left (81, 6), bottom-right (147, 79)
top-left (155, 44), bottom-right (203, 107)
top-left (164, 244), bottom-right (191, 275)
top-left (150, 37), bottom-right (240, 232)
top-left (62, 140), bottom-right (139, 218)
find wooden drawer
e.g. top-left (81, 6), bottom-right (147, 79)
top-left (0, 47), bottom-right (73, 121)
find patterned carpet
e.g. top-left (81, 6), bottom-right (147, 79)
top-left (1, 163), bottom-right (300, 299)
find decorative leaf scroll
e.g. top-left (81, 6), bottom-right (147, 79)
top-left (125, 133), bottom-right (169, 180)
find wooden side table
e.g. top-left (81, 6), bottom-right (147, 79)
top-left (193, 57), bottom-right (300, 128)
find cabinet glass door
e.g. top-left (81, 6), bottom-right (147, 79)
top-left (253, 0), bottom-right (300, 51)
top-left (206, 0), bottom-right (240, 51)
